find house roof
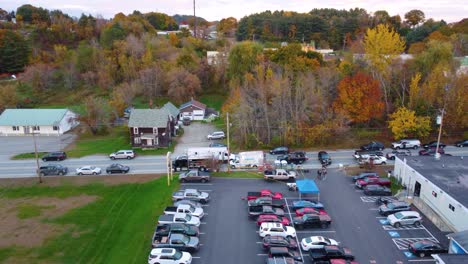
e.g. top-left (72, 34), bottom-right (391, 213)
top-left (0, 109), bottom-right (69, 126)
top-left (401, 156), bottom-right (468, 209)
top-left (128, 109), bottom-right (169, 128)
top-left (179, 99), bottom-right (206, 111)
top-left (162, 102), bottom-right (179, 117)
top-left (447, 230), bottom-right (468, 252)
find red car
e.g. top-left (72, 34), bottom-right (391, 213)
top-left (247, 189), bottom-right (283, 201)
top-left (355, 177), bottom-right (391, 189)
top-left (330, 259), bottom-right (359, 264)
top-left (295, 208), bottom-right (328, 217)
top-left (256, 214), bottom-right (291, 226)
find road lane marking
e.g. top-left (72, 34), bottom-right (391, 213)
top-left (285, 197), bottom-right (305, 262)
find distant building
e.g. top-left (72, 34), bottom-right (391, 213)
top-left (393, 156), bottom-right (468, 232)
top-left (456, 56), bottom-right (468, 76)
top-left (206, 51), bottom-right (226, 65)
top-left (161, 102), bottom-right (180, 136)
top-left (128, 109), bottom-right (171, 148)
top-left (179, 99), bottom-right (206, 121)
top-left (0, 109), bottom-right (78, 136)
top-left (447, 230), bottom-right (468, 254)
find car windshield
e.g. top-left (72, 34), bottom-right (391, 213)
top-left (184, 215), bottom-right (192, 221)
top-left (394, 212), bottom-right (404, 219)
top-left (181, 235), bottom-right (189, 244)
top-left (323, 237), bottom-right (331, 244)
top-left (173, 251), bottom-right (182, 259)
top-left (387, 203), bottom-right (396, 209)
top-left (321, 153), bottom-right (329, 159)
top-left (304, 237), bottom-right (312, 243)
top-left (188, 205), bottom-right (195, 211)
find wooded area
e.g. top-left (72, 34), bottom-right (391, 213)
top-left (0, 5), bottom-right (467, 145)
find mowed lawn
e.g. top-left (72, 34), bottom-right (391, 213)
top-left (0, 177), bottom-right (179, 264)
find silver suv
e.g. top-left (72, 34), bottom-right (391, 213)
top-left (109, 150), bottom-right (135, 160)
top-left (207, 131), bottom-right (225, 140)
top-left (391, 139), bottom-right (421, 150)
top-left (387, 211), bottom-right (422, 227)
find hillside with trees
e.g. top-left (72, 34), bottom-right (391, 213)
top-left (0, 4), bottom-right (466, 146)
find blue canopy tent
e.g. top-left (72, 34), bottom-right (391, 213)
top-left (295, 179), bottom-right (320, 200)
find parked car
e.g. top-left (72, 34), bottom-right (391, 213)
top-left (353, 150), bottom-right (383, 159)
top-left (257, 214), bottom-right (291, 226)
top-left (38, 164), bottom-right (68, 176)
top-left (41, 151), bottom-right (67, 161)
top-left (263, 236), bottom-right (298, 250)
top-left (76, 166), bottom-right (101, 175)
top-left (249, 205), bottom-right (285, 219)
top-left (173, 200), bottom-right (202, 209)
top-left (259, 223), bottom-right (296, 238)
top-left (300, 236), bottom-right (338, 251)
top-left (157, 213), bottom-right (201, 227)
top-left (309, 245), bottom-right (354, 261)
top-left (391, 139), bottom-right (421, 149)
top-left (269, 247), bottom-right (302, 262)
top-left (352, 172), bottom-right (378, 182)
top-left (277, 151), bottom-right (308, 165)
top-left (152, 233), bottom-right (199, 253)
top-left (207, 131), bottom-right (225, 140)
top-left (264, 169), bottom-right (297, 181)
top-left (360, 141), bottom-right (385, 151)
top-left (209, 142), bottom-right (226, 147)
top-left (355, 177), bottom-right (391, 189)
top-left (358, 156), bottom-right (387, 166)
top-left (455, 139), bottom-right (468, 147)
top-left (419, 147), bottom-right (445, 156)
top-left (293, 214), bottom-right (332, 229)
top-left (106, 163), bottom-right (130, 174)
top-left (179, 170), bottom-right (211, 183)
top-left (423, 141), bottom-right (446, 149)
top-left (386, 150), bottom-right (411, 160)
top-left (164, 204), bottom-right (204, 219)
top-left (247, 190), bottom-right (283, 200)
top-left (248, 197), bottom-right (285, 208)
top-left (152, 224), bottom-right (199, 242)
top-left (109, 150), bottom-right (135, 160)
top-left (291, 200), bottom-right (324, 210)
top-left (270, 146), bottom-right (290, 155)
top-left (182, 117), bottom-right (191, 126)
top-left (387, 211), bottom-right (422, 227)
top-left (148, 248), bottom-right (192, 264)
top-left (408, 240), bottom-right (448, 257)
top-left (379, 201), bottom-right (411, 216)
top-left (266, 257), bottom-right (301, 264)
top-left (318, 151), bottom-right (332, 166)
top-left (363, 185), bottom-right (392, 196)
top-left (295, 208), bottom-right (328, 217)
top-left (172, 189), bottom-right (210, 204)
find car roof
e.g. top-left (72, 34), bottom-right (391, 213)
top-left (390, 201), bottom-right (409, 206)
top-left (150, 248), bottom-right (176, 256)
top-left (397, 211), bottom-right (420, 216)
top-left (310, 236), bottom-right (326, 242)
top-left (270, 247), bottom-right (289, 253)
top-left (261, 222), bottom-right (283, 228)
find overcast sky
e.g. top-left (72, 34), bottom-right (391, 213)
top-left (2, 0), bottom-right (467, 23)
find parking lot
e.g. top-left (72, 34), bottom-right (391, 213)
top-left (177, 168), bottom-right (449, 264)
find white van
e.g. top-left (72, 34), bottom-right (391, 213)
top-left (391, 139), bottom-right (421, 149)
top-left (230, 151), bottom-right (264, 169)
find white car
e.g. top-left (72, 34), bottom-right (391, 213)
top-left (300, 236), bottom-right (339, 251)
top-left (76, 166), bottom-right (102, 175)
top-left (207, 131), bottom-right (225, 140)
top-left (148, 248), bottom-right (192, 264)
top-left (109, 150), bottom-right (135, 160)
top-left (387, 211), bottom-right (422, 227)
top-left (359, 155), bottom-right (387, 165)
top-left (391, 139), bottom-right (421, 150)
top-left (259, 223), bottom-right (296, 238)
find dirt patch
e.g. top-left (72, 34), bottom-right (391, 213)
top-left (0, 195), bottom-right (97, 248)
top-left (343, 165), bottom-right (393, 177)
top-left (0, 173), bottom-right (163, 188)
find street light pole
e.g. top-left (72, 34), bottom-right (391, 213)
top-left (227, 112), bottom-right (230, 173)
top-left (32, 131), bottom-right (42, 183)
top-left (434, 108), bottom-right (444, 160)
top-left (166, 152), bottom-right (172, 186)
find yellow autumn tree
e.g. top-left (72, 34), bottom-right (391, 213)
top-left (364, 24), bottom-right (406, 114)
top-left (408, 72), bottom-right (421, 109)
top-left (388, 107), bottom-right (431, 139)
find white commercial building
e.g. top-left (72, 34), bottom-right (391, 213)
top-left (0, 109), bottom-right (79, 136)
top-left (393, 156), bottom-right (468, 232)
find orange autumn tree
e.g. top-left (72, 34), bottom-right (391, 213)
top-left (333, 72), bottom-right (384, 123)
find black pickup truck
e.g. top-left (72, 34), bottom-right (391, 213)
top-left (277, 151), bottom-right (308, 165)
top-left (309, 245), bottom-right (355, 261)
top-left (248, 197), bottom-right (285, 208)
top-left (292, 214), bottom-right (332, 229)
top-left (151, 224), bottom-right (199, 247)
top-left (248, 205), bottom-right (285, 219)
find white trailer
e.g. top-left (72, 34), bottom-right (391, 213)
top-left (230, 151), bottom-right (264, 169)
top-left (187, 147), bottom-right (231, 161)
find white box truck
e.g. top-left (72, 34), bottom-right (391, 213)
top-left (230, 151), bottom-right (264, 169)
top-left (173, 147), bottom-right (234, 171)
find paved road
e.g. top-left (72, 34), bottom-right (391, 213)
top-left (0, 146), bottom-right (466, 179)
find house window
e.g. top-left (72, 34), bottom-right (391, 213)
top-left (134, 137), bottom-right (141, 144)
top-left (53, 126), bottom-right (59, 131)
top-left (32, 126), bottom-right (40, 131)
top-left (449, 204), bottom-right (455, 212)
top-left (432, 191), bottom-right (438, 198)
top-left (12, 126), bottom-right (19, 131)
top-left (133, 127), bottom-right (138, 134)
top-left (153, 128), bottom-right (158, 134)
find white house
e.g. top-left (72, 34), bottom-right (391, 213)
top-left (393, 156), bottom-right (468, 232)
top-left (179, 99), bottom-right (206, 121)
top-left (0, 109), bottom-right (79, 136)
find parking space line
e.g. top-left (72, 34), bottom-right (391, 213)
top-left (376, 216), bottom-right (387, 219)
top-left (421, 225), bottom-right (439, 242)
top-left (284, 198), bottom-right (305, 262)
top-left (408, 259), bottom-right (436, 262)
top-left (297, 230), bottom-right (336, 233)
top-left (382, 225), bottom-right (425, 231)
top-left (392, 238), bottom-right (438, 250)
top-left (200, 222), bottom-right (207, 225)
top-left (257, 254), bottom-right (268, 256)
top-left (369, 208), bottom-right (379, 210)
top-left (199, 232), bottom-right (206, 235)
top-left (192, 257), bottom-right (201, 259)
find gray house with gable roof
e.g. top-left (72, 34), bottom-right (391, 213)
top-left (162, 102), bottom-right (180, 136)
top-left (128, 109), bottom-right (171, 148)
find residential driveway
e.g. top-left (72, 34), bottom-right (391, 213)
top-left (173, 122), bottom-right (222, 156)
top-left (0, 134), bottom-right (76, 161)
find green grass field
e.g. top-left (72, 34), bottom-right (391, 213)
top-left (0, 177), bottom-right (179, 264)
top-left (212, 171), bottom-right (263, 178)
top-left (199, 94), bottom-right (227, 111)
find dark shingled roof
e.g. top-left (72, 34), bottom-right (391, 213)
top-left (128, 109), bottom-right (169, 128)
top-left (403, 156), bottom-right (468, 208)
top-left (179, 99), bottom-right (206, 111)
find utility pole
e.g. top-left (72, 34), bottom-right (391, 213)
top-left (434, 108), bottom-right (444, 160)
top-left (193, 0), bottom-right (197, 38)
top-left (227, 112), bottom-right (230, 173)
top-left (32, 131), bottom-right (42, 183)
top-left (166, 152), bottom-right (172, 186)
